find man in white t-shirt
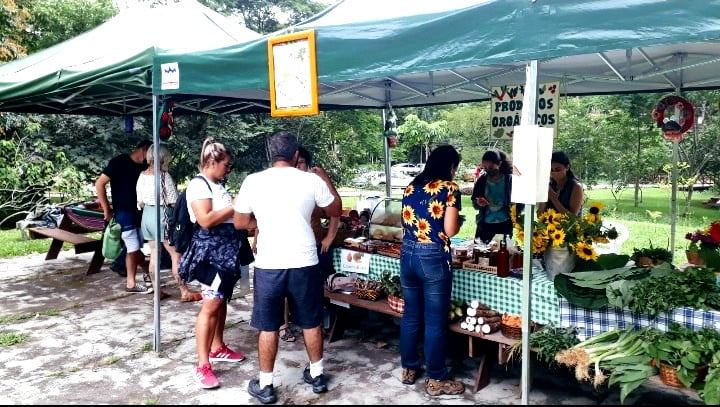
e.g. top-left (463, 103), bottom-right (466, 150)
top-left (234, 131), bottom-right (341, 404)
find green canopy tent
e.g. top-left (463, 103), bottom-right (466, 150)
top-left (151, 0), bottom-right (720, 401)
top-left (0, 0), bottom-right (260, 116)
top-left (0, 0), bottom-right (260, 352)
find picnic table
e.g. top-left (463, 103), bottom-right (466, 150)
top-left (28, 202), bottom-right (105, 275)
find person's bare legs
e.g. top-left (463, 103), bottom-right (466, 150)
top-left (209, 302), bottom-right (228, 352)
top-left (258, 330), bottom-right (279, 373)
top-left (162, 242), bottom-right (196, 298)
top-left (125, 250), bottom-right (145, 289)
top-left (302, 326), bottom-right (324, 363)
top-left (196, 298), bottom-right (223, 366)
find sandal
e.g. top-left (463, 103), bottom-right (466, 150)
top-left (279, 325), bottom-right (296, 342)
top-left (401, 368), bottom-right (422, 385)
top-left (425, 378), bottom-right (465, 396)
top-left (181, 291), bottom-right (203, 302)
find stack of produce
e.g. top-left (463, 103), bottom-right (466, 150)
top-left (459, 300), bottom-right (501, 334)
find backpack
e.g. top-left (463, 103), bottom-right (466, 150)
top-left (168, 176), bottom-right (211, 253)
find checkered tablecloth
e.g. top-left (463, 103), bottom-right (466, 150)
top-left (333, 249), bottom-right (560, 325)
top-left (558, 298), bottom-right (720, 341)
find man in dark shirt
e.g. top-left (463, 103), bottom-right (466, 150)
top-left (95, 140), bottom-right (152, 293)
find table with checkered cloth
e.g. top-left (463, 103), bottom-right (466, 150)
top-left (332, 248), bottom-right (560, 325)
top-left (558, 298), bottom-right (720, 341)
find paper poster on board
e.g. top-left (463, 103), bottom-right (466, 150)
top-left (511, 125), bottom-right (554, 204)
top-left (339, 249), bottom-right (371, 275)
top-left (160, 63), bottom-right (179, 90)
top-left (490, 82), bottom-right (559, 140)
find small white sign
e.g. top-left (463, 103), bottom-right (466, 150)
top-left (511, 125), bottom-right (554, 204)
top-left (160, 62), bottom-right (179, 90)
top-left (339, 249), bottom-right (371, 275)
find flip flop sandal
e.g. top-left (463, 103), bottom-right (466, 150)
top-left (279, 326), bottom-right (297, 342)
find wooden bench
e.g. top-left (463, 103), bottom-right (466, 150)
top-left (324, 288), bottom-right (402, 342)
top-left (323, 288), bottom-right (529, 393)
top-left (28, 227), bottom-right (104, 275)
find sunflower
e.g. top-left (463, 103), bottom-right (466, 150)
top-left (444, 181), bottom-right (458, 192)
top-left (403, 184), bottom-right (415, 197)
top-left (588, 202), bottom-right (604, 215)
top-left (575, 242), bottom-right (598, 261)
top-left (416, 218), bottom-right (432, 235)
top-left (428, 200), bottom-right (444, 219)
top-left (423, 180), bottom-right (442, 195)
top-left (583, 213), bottom-right (600, 224)
top-left (438, 231), bottom-right (448, 242)
top-left (402, 205), bottom-right (416, 225)
top-left (415, 231), bottom-right (431, 242)
top-left (550, 229), bottom-right (566, 247)
top-left (445, 193), bottom-right (457, 207)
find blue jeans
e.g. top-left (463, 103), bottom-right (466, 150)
top-left (399, 239), bottom-right (453, 380)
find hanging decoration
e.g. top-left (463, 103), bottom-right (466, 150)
top-left (384, 113), bottom-right (398, 148)
top-left (651, 95), bottom-right (694, 141)
top-left (158, 99), bottom-right (175, 141)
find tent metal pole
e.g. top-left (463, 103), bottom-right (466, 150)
top-left (382, 108), bottom-right (392, 199)
top-left (520, 60), bottom-right (539, 405)
top-left (152, 94), bottom-right (161, 352)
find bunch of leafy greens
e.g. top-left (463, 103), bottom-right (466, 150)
top-left (554, 257), bottom-right (664, 309)
top-left (606, 263), bottom-right (674, 309)
top-left (555, 326), bottom-right (656, 404)
top-left (629, 266), bottom-right (720, 316)
top-left (528, 323), bottom-right (580, 364)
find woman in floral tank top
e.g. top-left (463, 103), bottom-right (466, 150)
top-left (398, 145), bottom-right (465, 396)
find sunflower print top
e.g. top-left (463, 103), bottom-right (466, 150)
top-left (401, 179), bottom-right (462, 259)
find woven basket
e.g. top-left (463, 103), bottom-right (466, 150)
top-left (658, 362), bottom-right (684, 388)
top-left (500, 321), bottom-right (536, 339)
top-left (500, 323), bottom-right (522, 339)
top-left (355, 287), bottom-right (383, 301)
top-left (387, 295), bottom-right (405, 314)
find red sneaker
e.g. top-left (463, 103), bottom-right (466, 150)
top-left (194, 363), bottom-right (220, 389)
top-left (209, 343), bottom-right (246, 363)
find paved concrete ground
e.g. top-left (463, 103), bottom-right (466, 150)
top-left (0, 250), bottom-right (705, 405)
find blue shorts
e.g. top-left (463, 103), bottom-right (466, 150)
top-left (250, 264), bottom-right (323, 332)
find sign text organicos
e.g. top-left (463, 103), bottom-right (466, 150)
top-left (490, 82), bottom-right (559, 140)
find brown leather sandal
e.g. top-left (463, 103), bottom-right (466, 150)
top-left (425, 378), bottom-right (465, 396)
top-left (401, 368), bottom-right (421, 385)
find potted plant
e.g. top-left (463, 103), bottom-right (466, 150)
top-left (380, 271), bottom-right (404, 314)
top-left (685, 221), bottom-right (720, 268)
top-left (630, 244), bottom-right (673, 267)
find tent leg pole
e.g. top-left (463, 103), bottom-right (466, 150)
top-left (382, 108), bottom-right (391, 198)
top-left (520, 60), bottom-right (539, 405)
top-left (670, 140), bottom-right (678, 262)
top-left (152, 94), bottom-right (161, 353)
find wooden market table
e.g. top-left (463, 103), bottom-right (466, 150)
top-left (28, 202), bottom-right (105, 275)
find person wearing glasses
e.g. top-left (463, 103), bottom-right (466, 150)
top-left (538, 151), bottom-right (584, 216)
top-left (470, 150), bottom-right (515, 243)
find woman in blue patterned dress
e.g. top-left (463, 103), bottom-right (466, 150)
top-left (398, 144), bottom-right (465, 396)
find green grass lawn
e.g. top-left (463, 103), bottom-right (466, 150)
top-left (1, 187), bottom-right (717, 262)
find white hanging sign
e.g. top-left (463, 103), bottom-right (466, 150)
top-left (490, 82), bottom-right (559, 140)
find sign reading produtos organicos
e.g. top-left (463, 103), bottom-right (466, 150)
top-left (490, 82), bottom-right (559, 140)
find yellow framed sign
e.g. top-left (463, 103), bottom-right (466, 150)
top-left (267, 30), bottom-right (319, 117)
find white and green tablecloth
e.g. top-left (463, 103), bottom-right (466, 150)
top-left (332, 248), bottom-right (560, 325)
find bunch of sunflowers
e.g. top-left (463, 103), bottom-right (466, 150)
top-left (510, 202), bottom-right (619, 261)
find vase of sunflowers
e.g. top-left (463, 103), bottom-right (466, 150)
top-left (510, 202), bottom-right (618, 281)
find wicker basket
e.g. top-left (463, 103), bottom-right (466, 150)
top-left (500, 323), bottom-right (522, 339)
top-left (387, 295), bottom-right (405, 314)
top-left (658, 362), bottom-right (684, 388)
top-left (354, 279), bottom-right (383, 301)
top-left (500, 321), bottom-right (536, 340)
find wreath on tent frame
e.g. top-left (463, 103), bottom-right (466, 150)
top-left (159, 99), bottom-right (175, 140)
top-left (651, 95), bottom-right (694, 141)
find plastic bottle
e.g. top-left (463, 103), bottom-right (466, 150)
top-left (497, 235), bottom-right (510, 277)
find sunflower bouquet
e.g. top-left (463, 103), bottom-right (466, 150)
top-left (510, 202), bottom-right (619, 261)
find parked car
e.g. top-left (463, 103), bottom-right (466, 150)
top-left (391, 162), bottom-right (422, 176)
